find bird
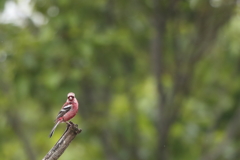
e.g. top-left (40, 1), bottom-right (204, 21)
top-left (49, 92), bottom-right (79, 138)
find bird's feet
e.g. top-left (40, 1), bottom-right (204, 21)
top-left (65, 121), bottom-right (71, 126)
top-left (65, 121), bottom-right (74, 126)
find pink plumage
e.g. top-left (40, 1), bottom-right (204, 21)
top-left (49, 92), bottom-right (79, 138)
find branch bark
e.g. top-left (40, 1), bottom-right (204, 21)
top-left (42, 122), bottom-right (82, 160)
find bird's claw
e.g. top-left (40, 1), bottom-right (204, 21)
top-left (66, 121), bottom-right (74, 126)
top-left (66, 121), bottom-right (71, 126)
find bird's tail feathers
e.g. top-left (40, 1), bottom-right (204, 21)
top-left (49, 121), bottom-right (60, 138)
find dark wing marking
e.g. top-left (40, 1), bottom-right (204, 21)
top-left (56, 104), bottom-right (72, 120)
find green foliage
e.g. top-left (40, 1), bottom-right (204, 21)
top-left (0, 0), bottom-right (240, 160)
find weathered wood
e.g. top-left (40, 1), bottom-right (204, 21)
top-left (42, 122), bottom-right (82, 160)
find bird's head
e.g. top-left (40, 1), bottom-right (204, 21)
top-left (67, 92), bottom-right (75, 101)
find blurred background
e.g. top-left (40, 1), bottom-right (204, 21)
top-left (0, 0), bottom-right (240, 160)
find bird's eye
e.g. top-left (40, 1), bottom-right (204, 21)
top-left (68, 96), bottom-right (74, 100)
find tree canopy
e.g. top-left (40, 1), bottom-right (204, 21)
top-left (0, 0), bottom-right (240, 160)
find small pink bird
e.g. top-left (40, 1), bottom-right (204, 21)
top-left (49, 92), bottom-right (79, 138)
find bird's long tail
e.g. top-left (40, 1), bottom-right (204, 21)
top-left (49, 121), bottom-right (60, 138)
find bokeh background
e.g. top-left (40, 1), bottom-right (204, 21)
top-left (0, 0), bottom-right (240, 160)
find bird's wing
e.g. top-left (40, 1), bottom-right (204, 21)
top-left (55, 104), bottom-right (72, 120)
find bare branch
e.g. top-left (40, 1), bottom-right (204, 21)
top-left (42, 122), bottom-right (82, 160)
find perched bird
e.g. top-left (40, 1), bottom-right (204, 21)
top-left (49, 92), bottom-right (79, 138)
